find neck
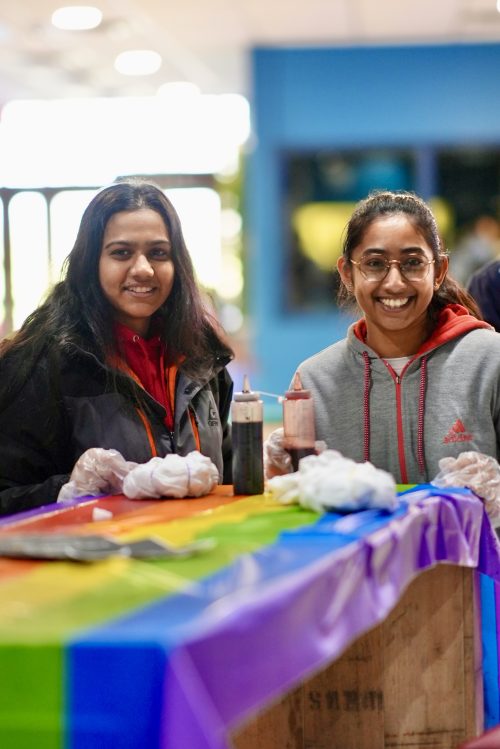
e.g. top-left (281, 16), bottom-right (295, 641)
top-left (365, 319), bottom-right (431, 358)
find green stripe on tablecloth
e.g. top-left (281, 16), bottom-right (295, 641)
top-left (0, 644), bottom-right (63, 749)
top-left (0, 503), bottom-right (317, 641)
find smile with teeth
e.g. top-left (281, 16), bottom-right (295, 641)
top-left (379, 297), bottom-right (410, 309)
top-left (125, 286), bottom-right (156, 294)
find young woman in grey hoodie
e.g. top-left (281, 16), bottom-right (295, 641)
top-left (267, 190), bottom-right (500, 485)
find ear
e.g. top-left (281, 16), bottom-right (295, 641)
top-left (337, 256), bottom-right (353, 289)
top-left (434, 254), bottom-right (449, 290)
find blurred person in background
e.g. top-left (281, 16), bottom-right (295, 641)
top-left (467, 258), bottom-right (500, 333)
top-left (0, 179), bottom-right (233, 515)
top-left (449, 214), bottom-right (500, 286)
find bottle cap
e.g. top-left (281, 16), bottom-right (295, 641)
top-left (284, 371), bottom-right (312, 400)
top-left (234, 374), bottom-right (260, 402)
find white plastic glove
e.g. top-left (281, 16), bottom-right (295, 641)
top-left (263, 427), bottom-right (327, 479)
top-left (264, 428), bottom-right (292, 479)
top-left (123, 450), bottom-right (219, 499)
top-left (266, 449), bottom-right (398, 513)
top-left (431, 451), bottom-right (500, 527)
top-left (58, 448), bottom-right (137, 502)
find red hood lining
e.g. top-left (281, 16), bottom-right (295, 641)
top-left (353, 304), bottom-right (491, 356)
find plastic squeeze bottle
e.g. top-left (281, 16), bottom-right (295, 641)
top-left (231, 375), bottom-right (264, 495)
top-left (282, 371), bottom-right (316, 471)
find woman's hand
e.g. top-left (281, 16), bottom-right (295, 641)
top-left (123, 451), bottom-right (219, 499)
top-left (57, 448), bottom-right (136, 501)
top-left (263, 428), bottom-right (293, 479)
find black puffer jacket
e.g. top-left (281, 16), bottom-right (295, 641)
top-left (0, 345), bottom-right (233, 515)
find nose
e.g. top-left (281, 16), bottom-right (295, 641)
top-left (382, 262), bottom-right (407, 287)
top-left (130, 253), bottom-right (154, 277)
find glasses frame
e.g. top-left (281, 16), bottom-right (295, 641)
top-left (350, 257), bottom-right (435, 282)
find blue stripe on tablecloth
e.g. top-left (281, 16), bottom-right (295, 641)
top-left (65, 490), bottom-right (490, 749)
top-left (66, 503), bottom-right (407, 749)
top-left (481, 573), bottom-right (500, 728)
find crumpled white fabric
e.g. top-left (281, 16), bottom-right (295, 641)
top-left (263, 427), bottom-right (327, 479)
top-left (123, 450), bottom-right (219, 499)
top-left (266, 449), bottom-right (398, 513)
top-left (58, 447), bottom-right (137, 502)
top-left (431, 451), bottom-right (500, 528)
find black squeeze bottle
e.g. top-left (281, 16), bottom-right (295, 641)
top-left (283, 372), bottom-right (316, 471)
top-left (231, 375), bottom-right (264, 495)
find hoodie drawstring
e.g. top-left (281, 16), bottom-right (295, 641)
top-left (362, 351), bottom-right (371, 463)
top-left (417, 355), bottom-right (428, 475)
top-left (362, 351), bottom-right (428, 477)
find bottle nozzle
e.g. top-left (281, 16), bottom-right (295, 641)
top-left (235, 374), bottom-right (260, 402)
top-left (285, 371), bottom-right (311, 400)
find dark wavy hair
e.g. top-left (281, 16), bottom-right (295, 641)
top-left (338, 190), bottom-right (482, 322)
top-left (0, 179), bottom-right (233, 401)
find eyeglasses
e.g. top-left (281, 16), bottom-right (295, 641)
top-left (350, 256), bottom-right (435, 282)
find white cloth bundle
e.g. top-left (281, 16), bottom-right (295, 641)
top-left (123, 451), bottom-right (219, 499)
top-left (266, 449), bottom-right (398, 513)
top-left (58, 448), bottom-right (137, 502)
top-left (263, 426), bottom-right (327, 479)
top-left (432, 451), bottom-right (500, 527)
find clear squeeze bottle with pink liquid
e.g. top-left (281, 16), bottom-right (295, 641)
top-left (282, 372), bottom-right (316, 471)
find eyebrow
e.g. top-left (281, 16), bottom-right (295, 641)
top-left (361, 246), bottom-right (427, 256)
top-left (104, 239), bottom-right (171, 249)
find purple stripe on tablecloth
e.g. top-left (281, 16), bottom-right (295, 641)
top-left (0, 496), bottom-right (98, 526)
top-left (479, 511), bottom-right (500, 582)
top-left (161, 490), bottom-right (495, 749)
top-left (495, 579), bottom-right (500, 720)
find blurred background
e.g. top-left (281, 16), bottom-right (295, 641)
top-left (1, 0), bottom-right (500, 417)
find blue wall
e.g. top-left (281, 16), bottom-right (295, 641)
top-left (247, 43), bottom-right (500, 406)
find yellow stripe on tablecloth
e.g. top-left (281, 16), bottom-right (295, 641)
top-left (0, 496), bottom-right (288, 639)
top-left (77, 494), bottom-right (281, 545)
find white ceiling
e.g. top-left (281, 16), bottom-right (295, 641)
top-left (1, 0), bottom-right (500, 103)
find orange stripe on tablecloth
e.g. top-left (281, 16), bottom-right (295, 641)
top-left (0, 487), bottom-right (235, 534)
top-left (0, 487), bottom-right (239, 579)
top-left (0, 557), bottom-right (43, 580)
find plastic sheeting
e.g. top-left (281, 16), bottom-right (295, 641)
top-left (0, 485), bottom-right (499, 749)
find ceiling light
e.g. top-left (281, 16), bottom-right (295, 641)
top-left (114, 50), bottom-right (162, 76)
top-left (51, 6), bottom-right (103, 31)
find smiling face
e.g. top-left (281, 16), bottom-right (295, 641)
top-left (338, 213), bottom-right (448, 357)
top-left (99, 208), bottom-right (175, 336)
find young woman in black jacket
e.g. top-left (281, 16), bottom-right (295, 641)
top-left (0, 179), bottom-right (233, 515)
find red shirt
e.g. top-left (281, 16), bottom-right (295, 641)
top-left (114, 322), bottom-right (174, 431)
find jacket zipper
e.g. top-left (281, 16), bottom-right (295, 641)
top-left (135, 408), bottom-right (158, 458)
top-left (394, 375), bottom-right (408, 484)
top-left (188, 406), bottom-right (201, 451)
top-left (383, 361), bottom-right (409, 484)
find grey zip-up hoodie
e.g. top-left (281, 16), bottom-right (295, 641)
top-left (298, 304), bottom-right (500, 484)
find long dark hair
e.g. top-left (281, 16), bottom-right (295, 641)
top-left (0, 179), bottom-right (233, 400)
top-left (338, 190), bottom-right (482, 322)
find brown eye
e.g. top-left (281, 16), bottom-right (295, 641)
top-left (362, 258), bottom-right (386, 271)
top-left (110, 248), bottom-right (130, 259)
top-left (402, 257), bottom-right (425, 270)
top-left (149, 247), bottom-right (171, 260)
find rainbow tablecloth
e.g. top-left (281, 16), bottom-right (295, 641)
top-left (0, 484), bottom-right (499, 749)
